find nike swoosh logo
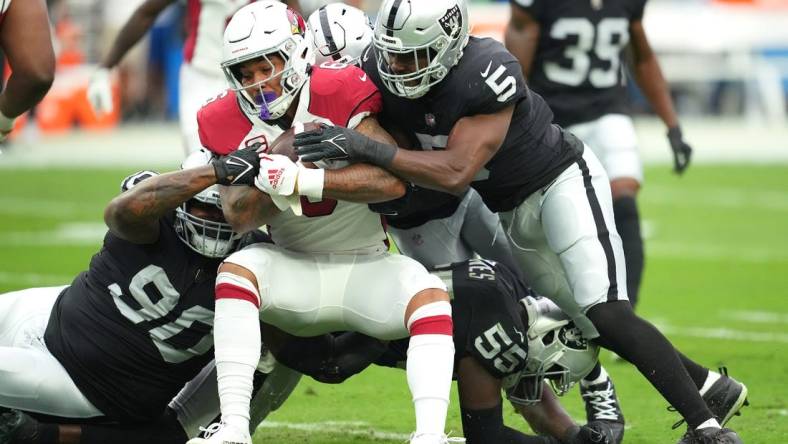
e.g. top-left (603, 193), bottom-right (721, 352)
top-left (481, 61), bottom-right (492, 77)
top-left (359, 73), bottom-right (368, 82)
top-left (226, 158), bottom-right (247, 168)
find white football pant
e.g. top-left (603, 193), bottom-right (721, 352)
top-left (500, 148), bottom-right (629, 338)
top-left (223, 244), bottom-right (446, 339)
top-left (568, 114), bottom-right (643, 184)
top-left (0, 286), bottom-right (103, 417)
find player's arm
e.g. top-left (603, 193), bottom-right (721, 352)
top-left (296, 106), bottom-right (513, 195)
top-left (106, 147), bottom-right (264, 242)
top-left (505, 4), bottom-right (540, 79)
top-left (322, 117), bottom-right (407, 203)
top-left (219, 185), bottom-right (282, 234)
top-left (629, 20), bottom-right (692, 173)
top-left (0, 0), bottom-right (55, 129)
top-left (99, 0), bottom-right (176, 69)
top-left (105, 165), bottom-right (218, 244)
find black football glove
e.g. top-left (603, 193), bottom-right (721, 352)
top-left (120, 170), bottom-right (159, 192)
top-left (667, 126), bottom-right (692, 175)
top-left (212, 143), bottom-right (265, 186)
top-left (562, 423), bottom-right (611, 444)
top-left (294, 124), bottom-right (397, 166)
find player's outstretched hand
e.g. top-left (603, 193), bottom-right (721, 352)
top-left (294, 124), bottom-right (396, 166)
top-left (87, 68), bottom-right (114, 115)
top-left (213, 144), bottom-right (265, 186)
top-left (667, 126), bottom-right (692, 175)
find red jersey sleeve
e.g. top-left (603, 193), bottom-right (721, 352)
top-left (196, 90), bottom-right (253, 155)
top-left (307, 65), bottom-right (382, 128)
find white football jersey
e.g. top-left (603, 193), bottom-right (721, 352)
top-left (197, 65), bottom-right (387, 254)
top-left (0, 0), bottom-right (11, 21)
top-left (183, 0), bottom-right (253, 75)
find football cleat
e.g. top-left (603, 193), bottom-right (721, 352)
top-left (186, 422), bottom-right (251, 444)
top-left (409, 432), bottom-right (466, 444)
top-left (580, 377), bottom-right (625, 444)
top-left (676, 427), bottom-right (743, 444)
top-left (702, 367), bottom-right (749, 426)
top-left (672, 367), bottom-right (749, 442)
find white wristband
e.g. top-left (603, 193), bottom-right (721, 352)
top-left (297, 166), bottom-right (325, 199)
top-left (0, 108), bottom-right (16, 132)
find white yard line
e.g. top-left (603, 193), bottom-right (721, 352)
top-left (0, 271), bottom-right (72, 286)
top-left (257, 421), bottom-right (412, 441)
top-left (722, 310), bottom-right (788, 324)
top-left (0, 223), bottom-right (106, 246)
top-left (654, 321), bottom-right (788, 344)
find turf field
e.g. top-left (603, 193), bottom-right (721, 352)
top-left (0, 165), bottom-right (786, 443)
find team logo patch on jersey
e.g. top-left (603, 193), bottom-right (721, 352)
top-left (558, 324), bottom-right (588, 351)
top-left (438, 5), bottom-right (462, 38)
top-left (425, 113), bottom-right (436, 127)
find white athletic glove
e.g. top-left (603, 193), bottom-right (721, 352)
top-left (86, 67), bottom-right (114, 115)
top-left (0, 109), bottom-right (16, 142)
top-left (255, 154), bottom-right (303, 215)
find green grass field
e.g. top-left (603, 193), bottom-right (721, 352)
top-left (0, 165), bottom-right (786, 443)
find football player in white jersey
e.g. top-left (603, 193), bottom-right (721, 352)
top-left (0, 0), bottom-right (55, 142)
top-left (86, 0), bottom-right (302, 155)
top-left (191, 3), bottom-right (455, 444)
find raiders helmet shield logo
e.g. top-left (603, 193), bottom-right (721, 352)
top-left (438, 5), bottom-right (462, 38)
top-left (558, 324), bottom-right (588, 351)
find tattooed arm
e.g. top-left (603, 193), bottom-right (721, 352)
top-left (322, 117), bottom-right (406, 203)
top-left (219, 185), bottom-right (282, 234)
top-left (104, 165), bottom-right (218, 244)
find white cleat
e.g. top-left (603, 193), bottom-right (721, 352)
top-left (186, 422), bottom-right (252, 444)
top-left (409, 432), bottom-right (466, 444)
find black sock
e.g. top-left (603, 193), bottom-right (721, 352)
top-left (677, 351), bottom-right (711, 390)
top-left (35, 423), bottom-right (58, 444)
top-left (460, 404), bottom-right (555, 444)
top-left (587, 301), bottom-right (713, 429)
top-left (582, 362), bottom-right (602, 383)
top-left (613, 196), bottom-right (644, 308)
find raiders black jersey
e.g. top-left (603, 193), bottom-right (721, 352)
top-left (377, 260), bottom-right (534, 380)
top-left (512, 0), bottom-right (647, 126)
top-left (44, 212), bottom-right (221, 422)
top-left (363, 37), bottom-right (583, 212)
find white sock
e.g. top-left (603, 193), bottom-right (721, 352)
top-left (581, 366), bottom-right (609, 387)
top-left (407, 334), bottom-right (454, 436)
top-left (406, 301), bottom-right (454, 436)
top-left (696, 418), bottom-right (721, 430)
top-left (214, 297), bottom-right (262, 432)
top-left (699, 370), bottom-right (721, 396)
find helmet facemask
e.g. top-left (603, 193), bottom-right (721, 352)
top-left (221, 1), bottom-right (313, 121)
top-left (373, 0), bottom-right (469, 99)
top-left (174, 182), bottom-right (240, 258)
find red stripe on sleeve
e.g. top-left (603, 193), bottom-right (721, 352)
top-left (409, 315), bottom-right (453, 336)
top-left (215, 282), bottom-right (260, 308)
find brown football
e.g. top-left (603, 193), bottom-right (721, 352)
top-left (268, 121), bottom-right (324, 165)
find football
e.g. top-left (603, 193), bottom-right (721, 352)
top-left (269, 121), bottom-right (324, 163)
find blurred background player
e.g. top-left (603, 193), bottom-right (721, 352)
top-left (0, 0), bottom-right (55, 142)
top-left (85, 0), bottom-right (302, 155)
top-left (505, 0), bottom-right (694, 308)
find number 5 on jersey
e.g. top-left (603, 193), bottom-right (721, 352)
top-left (482, 62), bottom-right (517, 102)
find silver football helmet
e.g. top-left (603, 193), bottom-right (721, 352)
top-left (373, 0), bottom-right (469, 98)
top-left (307, 3), bottom-right (373, 66)
top-left (174, 150), bottom-right (241, 258)
top-left (506, 296), bottom-right (600, 405)
top-left (221, 1), bottom-right (313, 121)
